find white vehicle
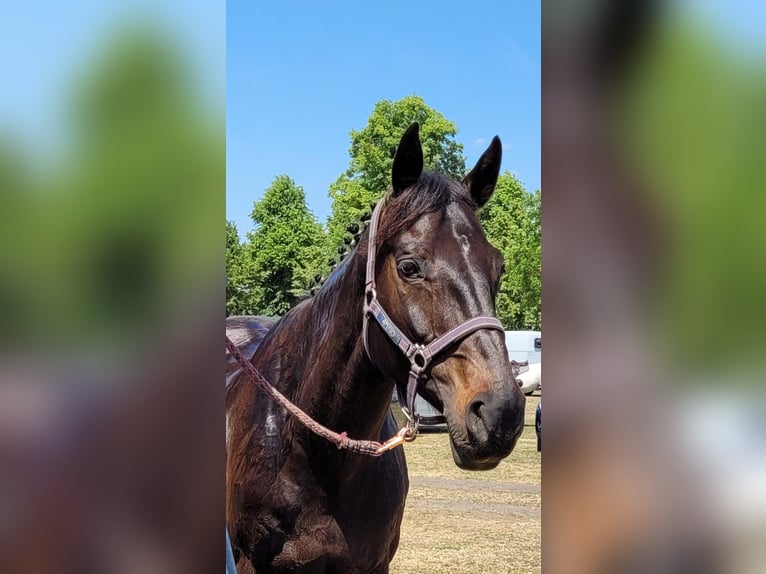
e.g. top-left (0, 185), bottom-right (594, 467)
top-left (505, 330), bottom-right (541, 395)
top-left (505, 330), bottom-right (541, 364)
top-left (516, 362), bottom-right (541, 395)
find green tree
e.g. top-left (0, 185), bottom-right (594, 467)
top-left (244, 175), bottom-right (328, 316)
top-left (480, 172), bottom-right (541, 330)
top-left (326, 95), bottom-right (466, 248)
top-left (226, 220), bottom-right (260, 316)
top-left (326, 176), bottom-right (378, 252)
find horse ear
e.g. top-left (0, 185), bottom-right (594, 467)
top-left (392, 123), bottom-right (423, 195)
top-left (463, 136), bottom-right (502, 208)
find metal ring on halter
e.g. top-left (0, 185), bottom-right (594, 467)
top-left (400, 403), bottom-right (420, 439)
top-left (401, 421), bottom-right (418, 441)
top-left (406, 344), bottom-right (429, 373)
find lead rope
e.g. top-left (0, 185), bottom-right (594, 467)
top-left (226, 335), bottom-right (411, 456)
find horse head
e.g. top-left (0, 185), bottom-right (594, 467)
top-left (365, 123), bottom-right (526, 470)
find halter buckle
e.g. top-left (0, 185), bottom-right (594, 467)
top-left (364, 285), bottom-right (377, 313)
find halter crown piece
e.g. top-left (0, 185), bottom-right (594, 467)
top-left (362, 197), bottom-right (506, 441)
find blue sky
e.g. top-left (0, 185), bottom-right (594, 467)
top-left (2, 0), bottom-right (762, 240)
top-left (227, 1), bottom-right (541, 237)
top-left (6, 1), bottom-right (760, 241)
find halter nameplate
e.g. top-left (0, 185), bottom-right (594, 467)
top-left (375, 308), bottom-right (401, 346)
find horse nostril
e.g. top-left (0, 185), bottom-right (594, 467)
top-left (466, 398), bottom-right (490, 444)
top-left (470, 399), bottom-right (484, 421)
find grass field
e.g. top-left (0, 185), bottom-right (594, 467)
top-left (390, 393), bottom-right (541, 574)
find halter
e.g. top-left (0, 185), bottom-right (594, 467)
top-left (362, 197), bottom-right (505, 439)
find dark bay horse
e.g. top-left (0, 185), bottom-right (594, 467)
top-left (226, 124), bottom-right (526, 573)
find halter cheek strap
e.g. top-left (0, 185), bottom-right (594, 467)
top-left (362, 199), bottom-right (505, 438)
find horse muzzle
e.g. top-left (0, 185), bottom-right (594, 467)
top-left (449, 388), bottom-right (526, 470)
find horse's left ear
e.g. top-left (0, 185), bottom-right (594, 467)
top-left (392, 123), bottom-right (424, 195)
top-left (462, 136), bottom-right (502, 208)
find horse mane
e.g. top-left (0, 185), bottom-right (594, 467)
top-left (377, 171), bottom-right (476, 244)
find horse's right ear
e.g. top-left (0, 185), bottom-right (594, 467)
top-left (392, 123), bottom-right (423, 195)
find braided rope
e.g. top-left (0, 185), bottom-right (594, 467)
top-left (226, 335), bottom-right (410, 457)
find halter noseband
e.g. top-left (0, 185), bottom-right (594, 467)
top-left (362, 197), bottom-right (505, 439)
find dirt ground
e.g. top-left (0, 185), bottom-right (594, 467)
top-left (389, 393), bottom-right (541, 574)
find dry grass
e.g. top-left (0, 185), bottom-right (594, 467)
top-left (390, 393), bottom-right (541, 574)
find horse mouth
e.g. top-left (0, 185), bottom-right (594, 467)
top-left (444, 408), bottom-right (524, 471)
top-left (423, 373), bottom-right (525, 470)
top-left (448, 435), bottom-right (503, 471)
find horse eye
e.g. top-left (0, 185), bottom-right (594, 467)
top-left (397, 260), bottom-right (421, 279)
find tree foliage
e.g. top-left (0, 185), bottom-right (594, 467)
top-left (326, 96), bottom-right (466, 248)
top-left (226, 220), bottom-right (258, 316)
top-left (236, 175), bottom-right (328, 316)
top-left (346, 95), bottom-right (465, 191)
top-left (480, 172), bottom-right (541, 330)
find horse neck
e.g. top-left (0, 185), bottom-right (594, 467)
top-left (288, 252), bottom-right (395, 441)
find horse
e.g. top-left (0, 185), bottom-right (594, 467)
top-left (226, 123), bottom-right (526, 573)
